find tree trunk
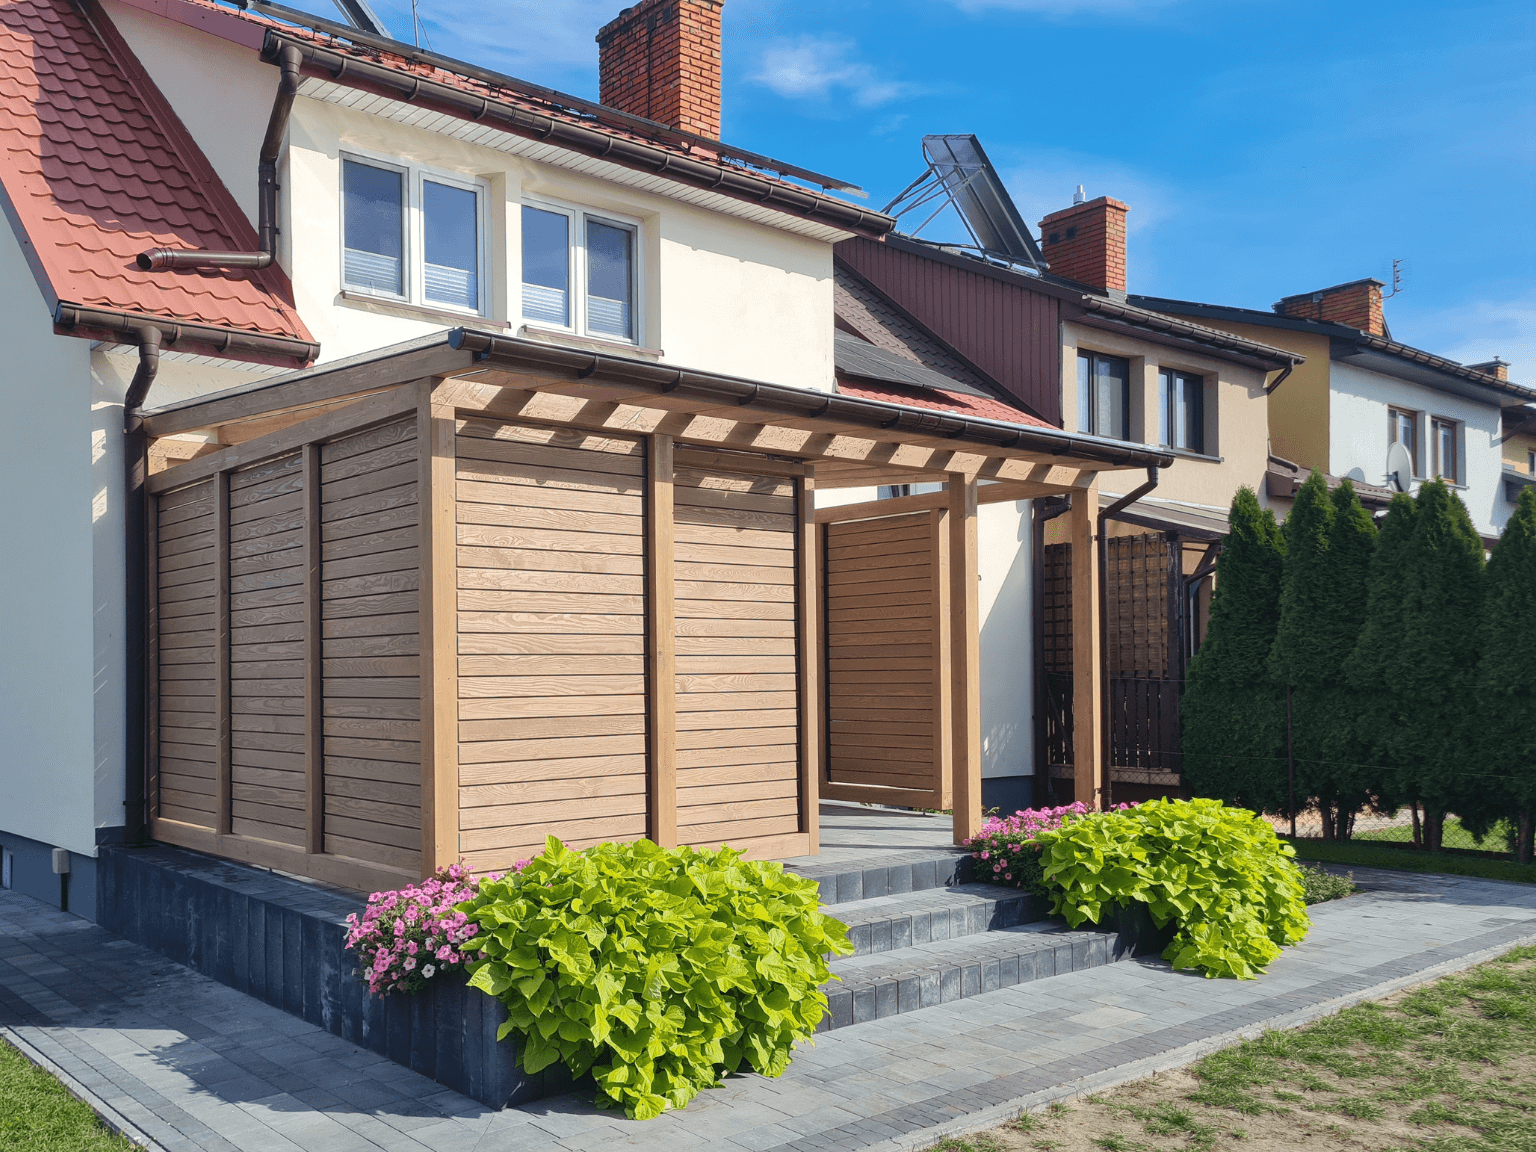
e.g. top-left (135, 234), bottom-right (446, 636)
top-left (1321, 803), bottom-right (1335, 842)
top-left (1518, 811), bottom-right (1533, 866)
top-left (1424, 810), bottom-right (1443, 853)
top-left (1411, 802), bottom-right (1422, 849)
top-left (1338, 805), bottom-right (1355, 841)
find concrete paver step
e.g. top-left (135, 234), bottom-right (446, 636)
top-left (824, 882), bottom-right (1049, 955)
top-left (819, 919), bottom-right (1145, 1032)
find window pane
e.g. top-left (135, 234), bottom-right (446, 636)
top-left (343, 160), bottom-right (403, 295)
top-left (423, 181), bottom-right (478, 310)
top-left (1173, 372), bottom-right (1203, 452)
top-left (1158, 370), bottom-right (1170, 446)
top-left (1095, 355), bottom-right (1129, 439)
top-left (522, 206), bottom-right (570, 326)
top-left (1077, 353), bottom-right (1092, 433)
top-left (586, 219), bottom-right (634, 339)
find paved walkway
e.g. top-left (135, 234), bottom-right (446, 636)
top-left (3, 867), bottom-right (1534, 1152)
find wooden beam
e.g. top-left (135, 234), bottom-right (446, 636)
top-left (949, 477), bottom-right (981, 845)
top-left (1067, 480), bottom-right (1103, 810)
top-left (675, 446), bottom-right (810, 478)
top-left (146, 387), bottom-right (422, 495)
top-left (213, 470), bottom-right (232, 837)
top-left (420, 391), bottom-right (460, 877)
top-left (813, 490), bottom-right (949, 523)
top-left (930, 505), bottom-right (954, 814)
top-left (647, 434), bottom-right (678, 848)
top-left (796, 476), bottom-right (820, 854)
top-left (301, 444), bottom-right (323, 854)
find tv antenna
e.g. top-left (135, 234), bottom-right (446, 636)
top-left (1383, 258), bottom-right (1404, 299)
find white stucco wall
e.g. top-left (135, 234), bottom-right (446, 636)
top-left (0, 216), bottom-right (99, 857)
top-left (1329, 362), bottom-right (1506, 535)
top-left (815, 486), bottom-right (1035, 782)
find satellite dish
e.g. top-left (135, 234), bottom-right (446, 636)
top-left (1385, 443), bottom-right (1413, 492)
top-left (1345, 467), bottom-right (1366, 483)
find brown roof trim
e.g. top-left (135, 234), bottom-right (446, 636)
top-left (55, 303), bottom-right (319, 366)
top-left (1073, 298), bottom-right (1304, 372)
top-left (1348, 331), bottom-right (1536, 403)
top-left (266, 33), bottom-right (895, 239)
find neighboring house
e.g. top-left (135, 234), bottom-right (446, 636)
top-left (0, 0), bottom-right (1166, 913)
top-left (1132, 280), bottom-right (1536, 540)
top-left (828, 191), bottom-right (1300, 808)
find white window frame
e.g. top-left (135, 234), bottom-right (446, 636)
top-left (1430, 416), bottom-right (1462, 485)
top-left (339, 149), bottom-right (490, 318)
top-left (521, 194), bottom-right (643, 345)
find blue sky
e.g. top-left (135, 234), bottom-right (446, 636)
top-left (358, 0), bottom-right (1535, 376)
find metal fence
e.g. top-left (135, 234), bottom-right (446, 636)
top-left (1271, 806), bottom-right (1518, 858)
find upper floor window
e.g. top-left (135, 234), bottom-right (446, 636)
top-left (1158, 368), bottom-right (1204, 453)
top-left (1388, 406), bottom-right (1419, 476)
top-left (1432, 417), bottom-right (1460, 483)
top-left (1077, 351), bottom-right (1130, 440)
top-left (341, 156), bottom-right (484, 314)
top-left (522, 201), bottom-right (638, 343)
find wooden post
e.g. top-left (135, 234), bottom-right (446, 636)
top-left (213, 470), bottom-right (232, 838)
top-left (796, 476), bottom-right (820, 854)
top-left (146, 491), bottom-right (161, 824)
top-left (949, 478), bottom-right (981, 844)
top-left (302, 444), bottom-right (323, 854)
top-left (930, 506), bottom-right (954, 810)
top-left (1067, 480), bottom-right (1102, 810)
top-left (646, 433), bottom-right (678, 848)
top-left (419, 390), bottom-right (460, 877)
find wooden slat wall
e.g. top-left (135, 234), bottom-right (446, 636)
top-left (672, 464), bottom-right (802, 846)
top-left (320, 419), bottom-right (423, 874)
top-left (454, 417), bottom-right (649, 871)
top-left (156, 479), bottom-right (218, 827)
top-left (823, 510), bottom-right (943, 805)
top-left (228, 453), bottom-right (306, 846)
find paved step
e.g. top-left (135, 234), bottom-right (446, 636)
top-left (818, 917), bottom-right (1160, 1032)
top-left (785, 845), bottom-right (973, 907)
top-left (827, 882), bottom-right (1050, 956)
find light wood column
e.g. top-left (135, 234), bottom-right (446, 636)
top-left (948, 477), bottom-right (981, 844)
top-left (1067, 478), bottom-right (1103, 810)
top-left (646, 434), bottom-right (678, 848)
top-left (796, 477), bottom-right (820, 854)
top-left (213, 469), bottom-right (232, 839)
top-left (419, 389), bottom-right (459, 876)
top-left (929, 506), bottom-right (954, 810)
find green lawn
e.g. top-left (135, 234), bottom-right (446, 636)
top-left (1287, 837), bottom-right (1536, 886)
top-left (0, 1038), bottom-right (135, 1152)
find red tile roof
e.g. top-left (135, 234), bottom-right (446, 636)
top-left (836, 377), bottom-right (1054, 428)
top-left (0, 0), bottom-right (311, 346)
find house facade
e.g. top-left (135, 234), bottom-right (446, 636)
top-left (1133, 280), bottom-right (1536, 540)
top-left (0, 0), bottom-right (1170, 910)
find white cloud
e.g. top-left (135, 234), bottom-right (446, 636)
top-left (1390, 295), bottom-right (1536, 383)
top-left (751, 35), bottom-right (911, 109)
top-left (365, 0), bottom-right (615, 82)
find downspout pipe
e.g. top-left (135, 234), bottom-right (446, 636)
top-left (136, 43), bottom-right (304, 272)
top-left (1096, 467), bottom-right (1160, 809)
top-left (122, 326), bottom-right (163, 846)
top-left (1263, 361), bottom-right (1295, 396)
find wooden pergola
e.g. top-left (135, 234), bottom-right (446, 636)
top-left (137, 331), bottom-right (1172, 891)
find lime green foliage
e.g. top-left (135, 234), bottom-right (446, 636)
top-left (1181, 488), bottom-right (1287, 812)
top-left (459, 836), bottom-right (852, 1120)
top-left (1471, 486), bottom-right (1536, 858)
top-left (0, 1039), bottom-right (134, 1151)
top-left (1034, 799), bottom-right (1309, 979)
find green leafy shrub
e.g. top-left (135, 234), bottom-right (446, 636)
top-left (1034, 798), bottom-right (1310, 979)
top-left (459, 836), bottom-right (852, 1120)
top-left (1296, 862), bottom-right (1356, 905)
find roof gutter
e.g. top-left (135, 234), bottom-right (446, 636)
top-left (447, 329), bottom-right (1175, 469)
top-left (1078, 296), bottom-right (1304, 372)
top-left (55, 304), bottom-right (320, 364)
top-left (265, 34), bottom-right (895, 239)
top-left (137, 42), bottom-right (303, 271)
top-left (1097, 467), bottom-right (1161, 809)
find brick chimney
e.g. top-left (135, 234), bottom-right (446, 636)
top-left (1273, 279), bottom-right (1386, 336)
top-left (1038, 196), bottom-right (1129, 293)
top-left (1465, 357), bottom-right (1509, 381)
top-left (597, 0), bottom-right (724, 139)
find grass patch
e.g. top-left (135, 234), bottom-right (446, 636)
top-left (0, 1038), bottom-right (134, 1152)
top-left (1286, 837), bottom-right (1536, 886)
top-left (924, 944), bottom-right (1536, 1152)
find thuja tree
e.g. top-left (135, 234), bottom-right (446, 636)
top-left (1351, 480), bottom-right (1484, 851)
top-left (1269, 472), bottom-right (1377, 838)
top-left (1182, 487), bottom-right (1287, 811)
top-left (1472, 486), bottom-right (1536, 862)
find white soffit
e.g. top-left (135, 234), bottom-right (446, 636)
top-left (299, 79), bottom-right (857, 245)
